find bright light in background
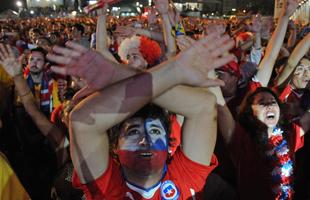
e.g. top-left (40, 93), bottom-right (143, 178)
top-left (16, 1), bottom-right (22, 7)
top-left (243, 10), bottom-right (246, 13)
top-left (139, 4), bottom-right (143, 7)
top-left (148, 0), bottom-right (151, 6)
top-left (136, 2), bottom-right (140, 6)
top-left (232, 8), bottom-right (236, 11)
top-left (72, 11), bottom-right (77, 16)
top-left (89, 0), bottom-right (98, 5)
top-left (30, 10), bottom-right (34, 14)
top-left (36, 0), bottom-right (40, 2)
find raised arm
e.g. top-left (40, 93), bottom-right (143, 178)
top-left (114, 26), bottom-right (164, 43)
top-left (154, 86), bottom-right (217, 165)
top-left (286, 20), bottom-right (297, 50)
top-left (95, 5), bottom-right (118, 62)
top-left (64, 33), bottom-right (234, 183)
top-left (255, 0), bottom-right (298, 87)
top-left (275, 32), bottom-right (310, 86)
top-left (0, 44), bottom-right (68, 166)
top-left (154, 0), bottom-right (177, 57)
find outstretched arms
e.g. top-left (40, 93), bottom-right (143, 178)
top-left (255, 0), bottom-right (298, 87)
top-left (62, 33), bottom-right (234, 183)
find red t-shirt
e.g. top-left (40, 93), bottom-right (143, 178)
top-left (73, 149), bottom-right (218, 200)
top-left (229, 123), bottom-right (304, 200)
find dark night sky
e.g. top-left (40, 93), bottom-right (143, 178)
top-left (1, 0), bottom-right (16, 12)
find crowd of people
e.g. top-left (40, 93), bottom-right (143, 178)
top-left (0, 0), bottom-right (309, 199)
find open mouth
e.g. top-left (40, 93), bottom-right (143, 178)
top-left (266, 112), bottom-right (275, 120)
top-left (138, 152), bottom-right (153, 158)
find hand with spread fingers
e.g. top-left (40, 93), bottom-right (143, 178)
top-left (114, 26), bottom-right (136, 38)
top-left (47, 42), bottom-right (116, 89)
top-left (249, 14), bottom-right (262, 33)
top-left (0, 44), bottom-right (22, 78)
top-left (174, 31), bottom-right (235, 87)
top-left (282, 0), bottom-right (298, 17)
top-left (154, 0), bottom-right (169, 15)
top-left (47, 41), bottom-right (136, 102)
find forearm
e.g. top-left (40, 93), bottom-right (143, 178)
top-left (208, 83), bottom-right (235, 145)
top-left (136, 29), bottom-right (164, 42)
top-left (13, 76), bottom-right (66, 149)
top-left (275, 33), bottom-right (310, 86)
top-left (13, 75), bottom-right (68, 166)
top-left (70, 59), bottom-right (180, 133)
top-left (153, 86), bottom-right (214, 117)
top-left (96, 14), bottom-right (108, 54)
top-left (287, 28), bottom-right (296, 49)
top-left (256, 14), bottom-right (290, 86)
top-left (161, 14), bottom-right (177, 57)
top-left (182, 93), bottom-right (217, 165)
top-left (254, 32), bottom-right (262, 50)
top-left (217, 105), bottom-right (236, 145)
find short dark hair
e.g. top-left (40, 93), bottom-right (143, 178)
top-left (30, 47), bottom-right (47, 61)
top-left (73, 24), bottom-right (85, 35)
top-left (37, 36), bottom-right (52, 46)
top-left (108, 104), bottom-right (171, 151)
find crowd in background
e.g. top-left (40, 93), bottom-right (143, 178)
top-left (0, 0), bottom-right (309, 199)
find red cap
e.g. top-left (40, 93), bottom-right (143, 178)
top-left (216, 61), bottom-right (241, 79)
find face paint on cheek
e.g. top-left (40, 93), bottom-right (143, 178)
top-left (144, 118), bottom-right (168, 151)
top-left (117, 150), bottom-right (167, 174)
top-left (117, 118), bottom-right (168, 174)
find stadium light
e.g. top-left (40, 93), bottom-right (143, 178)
top-left (16, 1), bottom-right (23, 7)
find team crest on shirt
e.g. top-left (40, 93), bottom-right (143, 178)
top-left (160, 180), bottom-right (180, 200)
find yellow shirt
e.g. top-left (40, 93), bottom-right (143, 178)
top-left (0, 65), bottom-right (13, 85)
top-left (0, 153), bottom-right (31, 200)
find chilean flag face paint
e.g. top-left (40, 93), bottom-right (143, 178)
top-left (117, 117), bottom-right (168, 175)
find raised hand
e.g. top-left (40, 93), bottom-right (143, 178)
top-left (205, 23), bottom-right (226, 36)
top-left (288, 19), bottom-right (296, 30)
top-left (96, 3), bottom-right (108, 16)
top-left (147, 7), bottom-right (158, 25)
top-left (114, 26), bottom-right (136, 38)
top-left (154, 0), bottom-right (169, 15)
top-left (0, 44), bottom-right (22, 77)
top-left (174, 31), bottom-right (235, 87)
top-left (249, 14), bottom-right (262, 33)
top-left (46, 41), bottom-right (135, 101)
top-left (282, 0), bottom-right (298, 17)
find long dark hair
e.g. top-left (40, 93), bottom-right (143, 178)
top-left (238, 87), bottom-right (289, 153)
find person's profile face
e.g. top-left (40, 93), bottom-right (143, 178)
top-left (292, 58), bottom-right (310, 89)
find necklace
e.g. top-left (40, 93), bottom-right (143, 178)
top-left (266, 127), bottom-right (294, 200)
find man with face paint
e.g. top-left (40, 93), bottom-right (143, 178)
top-left (46, 29), bottom-right (236, 199)
top-left (116, 116), bottom-right (169, 177)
